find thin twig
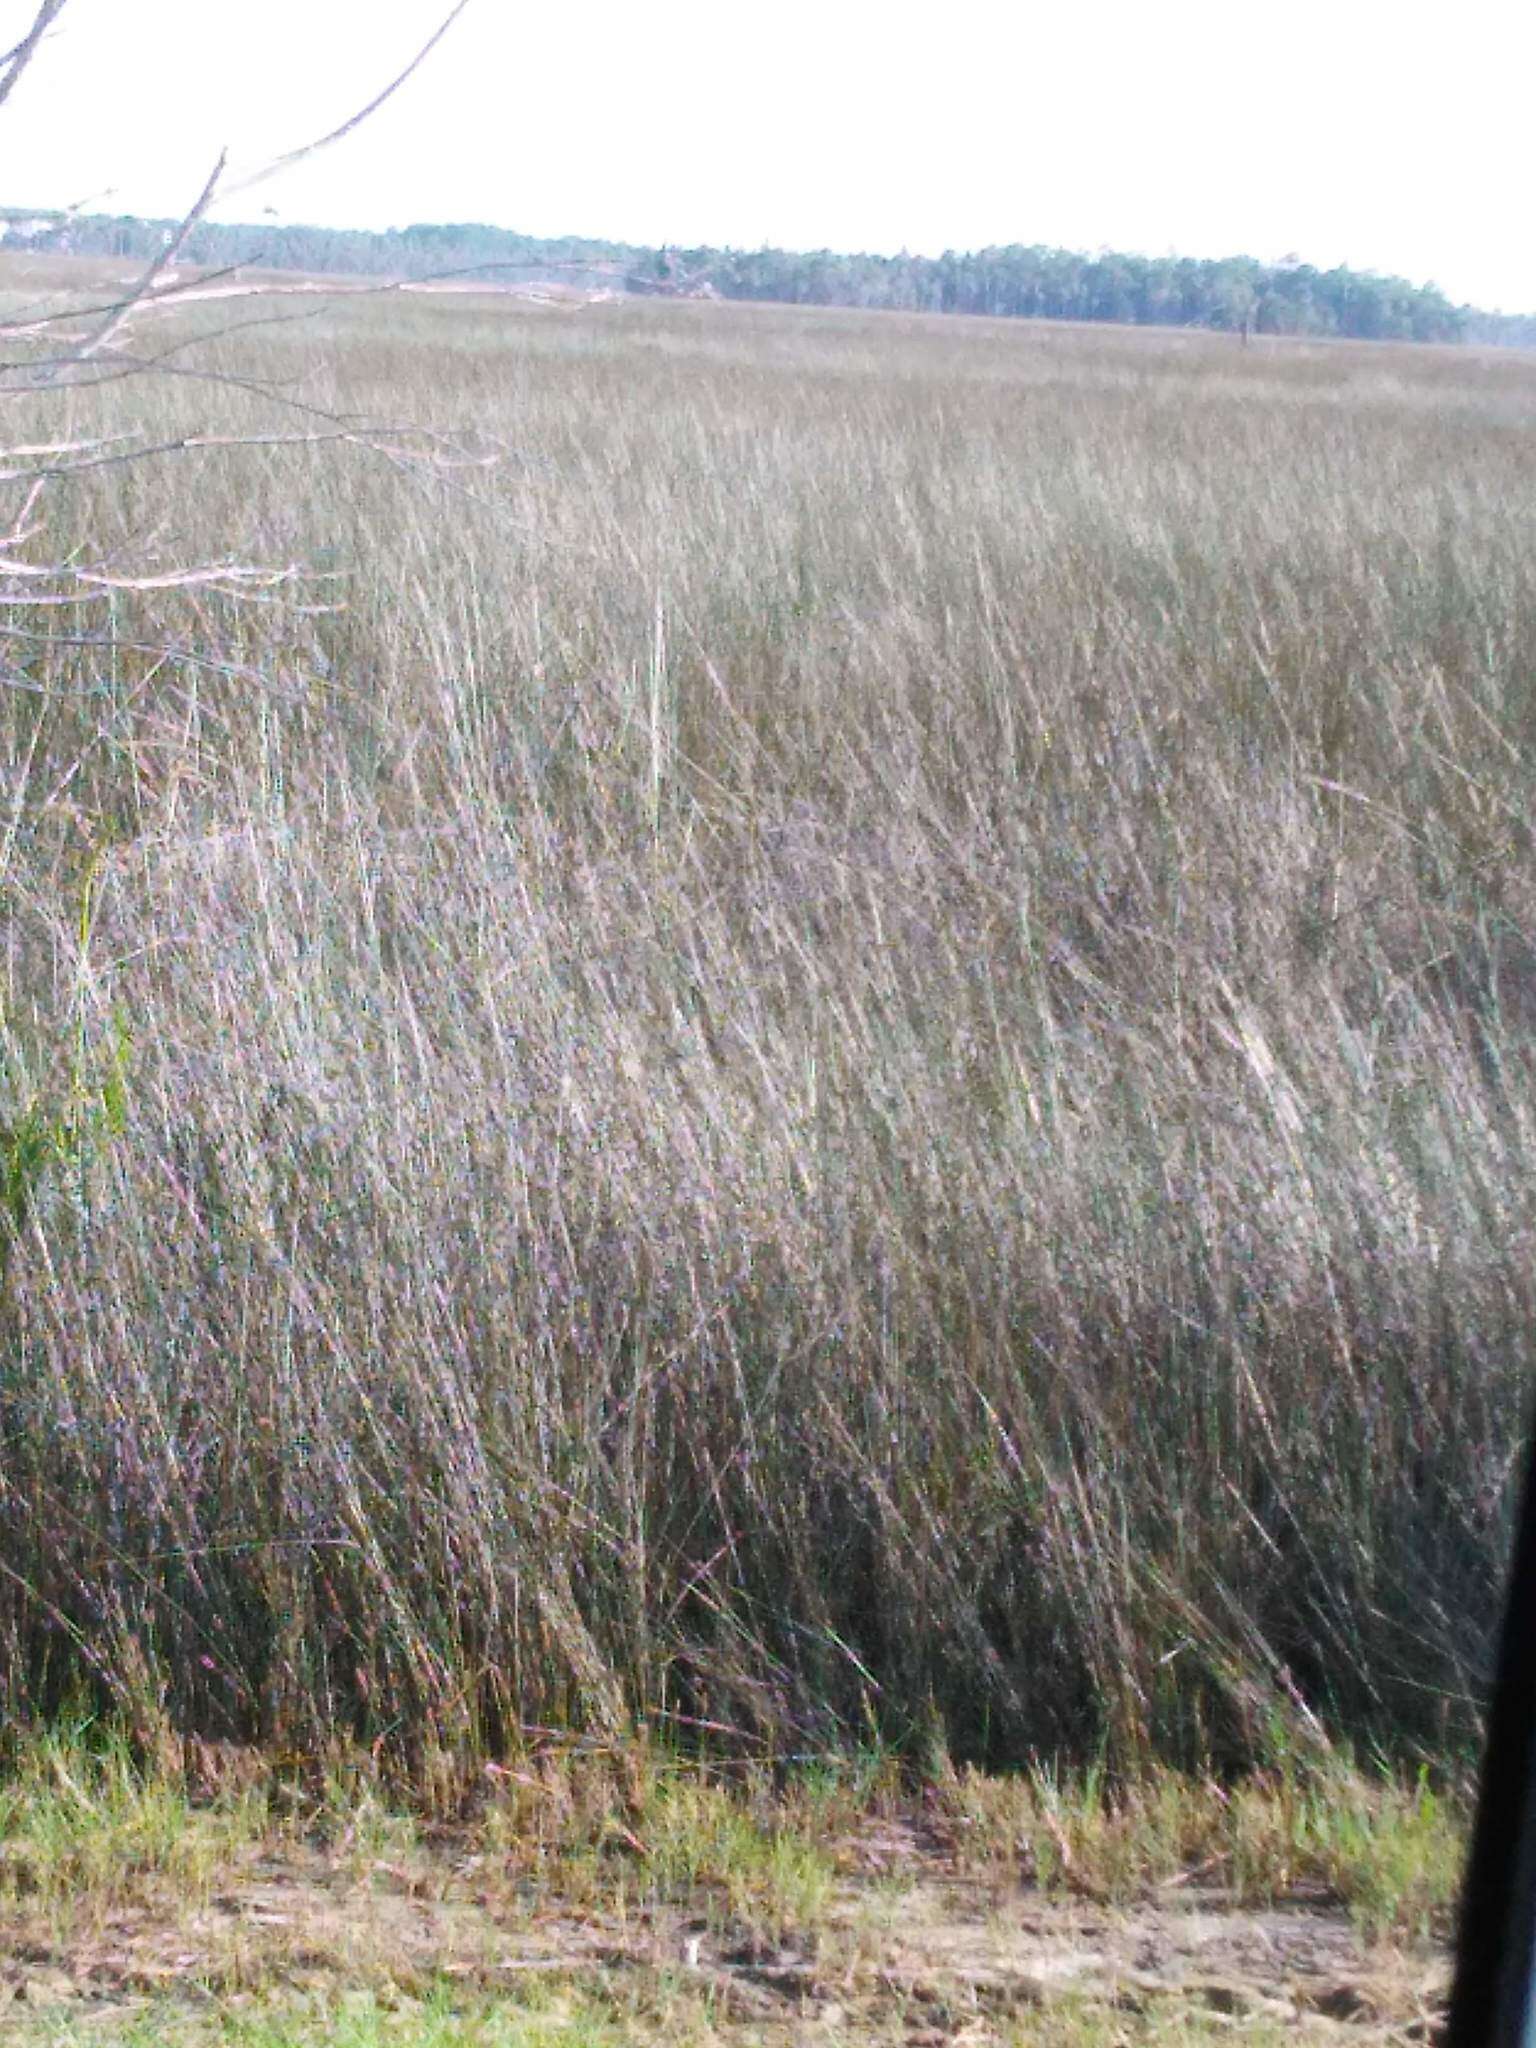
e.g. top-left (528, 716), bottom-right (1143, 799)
top-left (222, 1), bottom-right (475, 199)
top-left (0, 0), bottom-right (67, 113)
top-left (72, 151), bottom-right (229, 364)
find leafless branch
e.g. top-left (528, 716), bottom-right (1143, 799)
top-left (73, 562), bottom-right (299, 593)
top-left (0, 0), bottom-right (66, 113)
top-left (0, 423), bottom-right (492, 485)
top-left (71, 151), bottom-right (229, 363)
top-left (0, 258), bottom-right (626, 376)
top-left (0, 264), bottom-right (262, 346)
top-left (222, 0), bottom-right (474, 200)
top-left (0, 0), bottom-right (483, 628)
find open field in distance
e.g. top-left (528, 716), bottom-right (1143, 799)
top-left (2, 265), bottom-right (1536, 1781)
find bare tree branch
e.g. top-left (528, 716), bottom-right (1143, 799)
top-left (0, 257), bottom-right (620, 367)
top-left (0, 262), bottom-right (258, 348)
top-left (222, 0), bottom-right (474, 200)
top-left (70, 151), bottom-right (228, 363)
top-left (8, 4), bottom-right (474, 394)
top-left (0, 0), bottom-right (484, 627)
top-left (0, 0), bottom-right (67, 113)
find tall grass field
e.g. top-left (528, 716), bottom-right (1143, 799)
top-left (3, 273), bottom-right (1535, 1779)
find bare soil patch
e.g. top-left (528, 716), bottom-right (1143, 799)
top-left (0, 1832), bottom-right (1447, 2042)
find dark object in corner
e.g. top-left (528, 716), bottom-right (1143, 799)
top-left (1447, 1420), bottom-right (1536, 2048)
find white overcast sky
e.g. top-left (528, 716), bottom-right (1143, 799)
top-left (4, 0), bottom-right (1533, 311)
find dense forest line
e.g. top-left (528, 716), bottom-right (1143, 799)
top-left (4, 205), bottom-right (1530, 344)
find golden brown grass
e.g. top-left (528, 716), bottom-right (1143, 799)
top-left (1, 266), bottom-right (1534, 1774)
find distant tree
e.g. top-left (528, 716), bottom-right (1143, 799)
top-left (11, 176), bottom-right (1497, 346)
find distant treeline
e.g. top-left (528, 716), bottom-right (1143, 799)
top-left (6, 207), bottom-right (1532, 345)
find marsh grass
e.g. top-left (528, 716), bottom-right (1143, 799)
top-left (0, 1721), bottom-right (1468, 1951)
top-left (0, 1984), bottom-right (1312, 2048)
top-left (0, 274), bottom-right (1534, 1775)
top-left (0, 1987), bottom-right (645, 2048)
top-left (942, 1752), bottom-right (1465, 1937)
top-left (0, 1722), bottom-right (265, 1923)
